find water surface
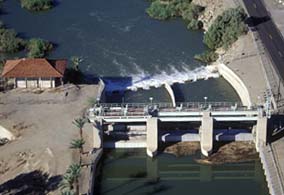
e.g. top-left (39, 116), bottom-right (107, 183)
top-left (1, 0), bottom-right (240, 102)
top-left (96, 149), bottom-right (269, 195)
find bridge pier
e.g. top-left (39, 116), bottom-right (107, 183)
top-left (147, 158), bottom-right (159, 180)
top-left (147, 117), bottom-right (158, 158)
top-left (255, 116), bottom-right (268, 151)
top-left (200, 112), bottom-right (213, 157)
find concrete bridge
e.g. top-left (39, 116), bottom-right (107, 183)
top-left (88, 102), bottom-right (269, 157)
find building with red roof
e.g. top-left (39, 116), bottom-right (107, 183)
top-left (1, 58), bottom-right (67, 88)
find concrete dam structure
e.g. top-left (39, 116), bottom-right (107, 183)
top-left (88, 102), bottom-right (269, 157)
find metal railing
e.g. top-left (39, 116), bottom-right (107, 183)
top-left (89, 101), bottom-right (260, 118)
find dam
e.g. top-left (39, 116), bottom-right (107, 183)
top-left (88, 101), bottom-right (268, 157)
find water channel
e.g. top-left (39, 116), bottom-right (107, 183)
top-left (1, 0), bottom-right (269, 194)
top-left (95, 149), bottom-right (269, 195)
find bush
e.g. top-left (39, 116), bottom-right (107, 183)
top-left (146, 0), bottom-right (204, 30)
top-left (194, 51), bottom-right (218, 63)
top-left (187, 19), bottom-right (203, 30)
top-left (146, 1), bottom-right (177, 20)
top-left (204, 7), bottom-right (247, 50)
top-left (20, 0), bottom-right (53, 11)
top-left (0, 28), bottom-right (25, 53)
top-left (27, 38), bottom-right (53, 58)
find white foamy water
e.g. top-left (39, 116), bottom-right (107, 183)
top-left (104, 66), bottom-right (219, 92)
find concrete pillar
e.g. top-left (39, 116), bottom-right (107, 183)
top-left (147, 157), bottom-right (159, 180)
top-left (200, 112), bottom-right (213, 157)
top-left (200, 165), bottom-right (212, 182)
top-left (255, 117), bottom-right (267, 151)
top-left (146, 117), bottom-right (158, 158)
top-left (93, 119), bottom-right (103, 148)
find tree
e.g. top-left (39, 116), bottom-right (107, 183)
top-left (70, 56), bottom-right (83, 71)
top-left (70, 138), bottom-right (85, 164)
top-left (72, 117), bottom-right (86, 140)
top-left (60, 164), bottom-right (81, 195)
top-left (146, 0), bottom-right (204, 30)
top-left (20, 0), bottom-right (53, 11)
top-left (0, 28), bottom-right (25, 53)
top-left (27, 38), bottom-right (53, 58)
top-left (204, 6), bottom-right (247, 50)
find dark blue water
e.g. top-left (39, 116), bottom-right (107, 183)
top-left (1, 0), bottom-right (240, 103)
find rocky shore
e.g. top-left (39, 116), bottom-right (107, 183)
top-left (163, 142), bottom-right (200, 157)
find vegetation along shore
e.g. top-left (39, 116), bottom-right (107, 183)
top-left (146, 0), bottom-right (248, 63)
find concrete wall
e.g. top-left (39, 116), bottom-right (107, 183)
top-left (200, 112), bottom-right (213, 157)
top-left (16, 78), bottom-right (26, 88)
top-left (147, 118), bottom-right (158, 157)
top-left (40, 78), bottom-right (51, 88)
top-left (164, 83), bottom-right (176, 107)
top-left (96, 79), bottom-right (105, 102)
top-left (218, 63), bottom-right (252, 107)
top-left (16, 77), bottom-right (56, 88)
top-left (0, 125), bottom-right (15, 140)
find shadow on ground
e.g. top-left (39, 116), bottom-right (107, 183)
top-left (0, 170), bottom-right (62, 195)
top-left (267, 115), bottom-right (284, 143)
top-left (245, 16), bottom-right (271, 27)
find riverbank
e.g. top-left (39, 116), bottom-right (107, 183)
top-left (0, 84), bottom-right (98, 194)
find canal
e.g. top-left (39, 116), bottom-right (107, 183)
top-left (95, 149), bottom-right (269, 195)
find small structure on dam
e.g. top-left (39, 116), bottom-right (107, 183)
top-left (88, 101), bottom-right (270, 157)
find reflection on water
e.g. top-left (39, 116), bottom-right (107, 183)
top-left (95, 149), bottom-right (269, 195)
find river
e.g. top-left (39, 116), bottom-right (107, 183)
top-left (1, 1), bottom-right (269, 194)
top-left (1, 0), bottom-right (239, 103)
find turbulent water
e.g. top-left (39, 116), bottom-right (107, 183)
top-left (104, 66), bottom-right (219, 92)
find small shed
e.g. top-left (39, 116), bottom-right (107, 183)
top-left (1, 58), bottom-right (67, 88)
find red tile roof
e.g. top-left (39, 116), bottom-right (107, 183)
top-left (1, 58), bottom-right (67, 78)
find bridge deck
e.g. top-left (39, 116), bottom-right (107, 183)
top-left (88, 102), bottom-right (265, 122)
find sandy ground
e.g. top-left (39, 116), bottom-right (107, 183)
top-left (0, 84), bottom-right (98, 194)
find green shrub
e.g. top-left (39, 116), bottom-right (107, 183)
top-left (146, 1), bottom-right (177, 20)
top-left (20, 0), bottom-right (53, 11)
top-left (194, 51), bottom-right (218, 63)
top-left (27, 38), bottom-right (53, 58)
top-left (146, 0), bottom-right (204, 30)
top-left (187, 19), bottom-right (203, 30)
top-left (0, 28), bottom-right (25, 53)
top-left (204, 7), bottom-right (247, 50)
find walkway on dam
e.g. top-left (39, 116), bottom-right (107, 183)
top-left (220, 27), bottom-right (268, 105)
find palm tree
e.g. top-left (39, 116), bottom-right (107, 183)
top-left (70, 56), bottom-right (83, 71)
top-left (70, 138), bottom-right (85, 164)
top-left (67, 163), bottom-right (81, 195)
top-left (72, 117), bottom-right (86, 140)
top-left (61, 163), bottom-right (81, 195)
